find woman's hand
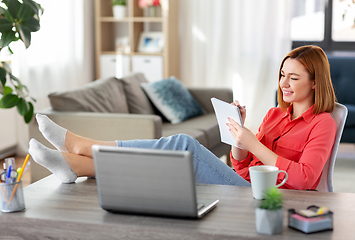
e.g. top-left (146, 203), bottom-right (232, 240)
top-left (231, 100), bottom-right (246, 125)
top-left (228, 117), bottom-right (278, 166)
top-left (227, 117), bottom-right (259, 152)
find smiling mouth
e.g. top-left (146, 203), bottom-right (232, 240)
top-left (283, 90), bottom-right (293, 96)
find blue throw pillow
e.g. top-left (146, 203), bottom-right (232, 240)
top-left (141, 77), bottom-right (205, 124)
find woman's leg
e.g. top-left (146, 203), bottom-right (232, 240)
top-left (36, 114), bottom-right (116, 157)
top-left (35, 114), bottom-right (250, 186)
top-left (117, 134), bottom-right (250, 186)
top-left (29, 139), bottom-right (96, 183)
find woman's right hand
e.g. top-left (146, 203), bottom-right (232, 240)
top-left (231, 100), bottom-right (246, 125)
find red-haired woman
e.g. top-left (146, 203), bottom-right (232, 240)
top-left (29, 45), bottom-right (336, 191)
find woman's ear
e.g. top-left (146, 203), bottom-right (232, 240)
top-left (312, 80), bottom-right (316, 89)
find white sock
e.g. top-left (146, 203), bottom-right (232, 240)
top-left (29, 138), bottom-right (77, 184)
top-left (36, 113), bottom-right (68, 152)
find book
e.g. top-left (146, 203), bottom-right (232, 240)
top-left (211, 97), bottom-right (243, 148)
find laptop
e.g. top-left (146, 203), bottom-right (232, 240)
top-left (92, 145), bottom-right (219, 218)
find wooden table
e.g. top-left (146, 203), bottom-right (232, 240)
top-left (0, 175), bottom-right (353, 239)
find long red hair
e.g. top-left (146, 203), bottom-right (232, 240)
top-left (277, 45), bottom-right (336, 114)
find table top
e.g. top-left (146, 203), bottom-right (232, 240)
top-left (0, 175), bottom-right (354, 240)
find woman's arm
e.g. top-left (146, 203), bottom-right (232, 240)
top-left (275, 116), bottom-right (336, 189)
top-left (229, 111), bottom-right (336, 190)
top-left (228, 118), bottom-right (278, 165)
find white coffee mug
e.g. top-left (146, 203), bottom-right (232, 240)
top-left (249, 165), bottom-right (288, 200)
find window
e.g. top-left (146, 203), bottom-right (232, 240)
top-left (291, 0), bottom-right (355, 51)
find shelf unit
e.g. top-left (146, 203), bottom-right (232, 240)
top-left (94, 0), bottom-right (179, 81)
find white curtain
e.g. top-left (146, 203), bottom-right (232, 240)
top-left (12, 0), bottom-right (95, 155)
top-left (179, 0), bottom-right (292, 131)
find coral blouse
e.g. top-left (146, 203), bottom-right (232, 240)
top-left (231, 105), bottom-right (336, 190)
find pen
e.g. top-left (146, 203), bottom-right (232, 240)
top-left (6, 165), bottom-right (12, 184)
top-left (9, 154), bottom-right (30, 203)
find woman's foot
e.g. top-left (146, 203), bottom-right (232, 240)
top-left (29, 138), bottom-right (77, 183)
top-left (36, 114), bottom-right (68, 152)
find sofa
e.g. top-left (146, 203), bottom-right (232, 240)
top-left (29, 73), bottom-right (233, 183)
top-left (327, 54), bottom-right (355, 143)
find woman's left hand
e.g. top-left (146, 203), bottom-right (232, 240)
top-left (227, 117), bottom-right (259, 152)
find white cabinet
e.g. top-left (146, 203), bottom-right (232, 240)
top-left (132, 55), bottom-right (163, 82)
top-left (99, 54), bottom-right (130, 79)
top-left (95, 0), bottom-right (179, 80)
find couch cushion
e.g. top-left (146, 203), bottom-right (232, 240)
top-left (162, 113), bottom-right (220, 149)
top-left (162, 127), bottom-right (208, 147)
top-left (48, 77), bottom-right (129, 113)
top-left (121, 73), bottom-right (155, 114)
top-left (141, 77), bottom-right (205, 124)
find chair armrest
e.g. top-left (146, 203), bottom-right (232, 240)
top-left (30, 109), bottom-right (163, 142)
top-left (188, 88), bottom-right (233, 113)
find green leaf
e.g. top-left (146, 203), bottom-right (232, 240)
top-left (3, 86), bottom-right (13, 95)
top-left (0, 7), bottom-right (6, 15)
top-left (2, 0), bottom-right (11, 6)
top-left (17, 98), bottom-right (28, 115)
top-left (0, 93), bottom-right (19, 108)
top-left (21, 17), bottom-right (40, 32)
top-left (1, 61), bottom-right (12, 73)
top-left (1, 62), bottom-right (11, 73)
top-left (18, 2), bottom-right (35, 20)
top-left (17, 24), bottom-right (31, 48)
top-left (9, 72), bottom-right (20, 83)
top-left (0, 30), bottom-right (16, 48)
top-left (0, 18), bottom-right (13, 32)
top-left (0, 67), bottom-right (6, 86)
top-left (24, 101), bottom-right (33, 123)
top-left (23, 0), bottom-right (42, 16)
top-left (8, 46), bottom-right (14, 54)
top-left (7, 0), bottom-right (21, 19)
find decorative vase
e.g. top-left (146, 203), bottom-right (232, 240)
top-left (148, 6), bottom-right (156, 17)
top-left (113, 5), bottom-right (126, 19)
top-left (255, 208), bottom-right (283, 235)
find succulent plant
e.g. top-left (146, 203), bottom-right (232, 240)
top-left (258, 187), bottom-right (283, 210)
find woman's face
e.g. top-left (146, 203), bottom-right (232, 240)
top-left (279, 58), bottom-right (315, 107)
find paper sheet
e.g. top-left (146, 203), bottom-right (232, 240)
top-left (211, 97), bottom-right (243, 148)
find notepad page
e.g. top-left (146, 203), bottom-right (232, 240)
top-left (211, 97), bottom-right (243, 148)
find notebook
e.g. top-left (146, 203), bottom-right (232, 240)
top-left (92, 145), bottom-right (219, 218)
top-left (211, 97), bottom-right (243, 148)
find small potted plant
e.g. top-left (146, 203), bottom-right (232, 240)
top-left (255, 187), bottom-right (284, 235)
top-left (112, 0), bottom-right (127, 19)
top-left (139, 0), bottom-right (160, 17)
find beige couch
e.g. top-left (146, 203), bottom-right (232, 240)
top-left (29, 73), bottom-right (233, 183)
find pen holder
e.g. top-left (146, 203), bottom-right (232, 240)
top-left (0, 181), bottom-right (25, 212)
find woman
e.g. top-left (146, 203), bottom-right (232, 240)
top-left (29, 45), bottom-right (336, 190)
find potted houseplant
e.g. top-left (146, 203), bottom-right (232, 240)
top-left (112, 0), bottom-right (126, 19)
top-left (0, 0), bottom-right (43, 123)
top-left (255, 187), bottom-right (284, 235)
top-left (139, 0), bottom-right (160, 17)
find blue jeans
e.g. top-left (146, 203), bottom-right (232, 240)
top-left (116, 134), bottom-right (251, 187)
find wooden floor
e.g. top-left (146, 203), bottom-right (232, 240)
top-left (0, 155), bottom-right (31, 187)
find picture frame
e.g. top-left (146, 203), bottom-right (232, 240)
top-left (115, 36), bottom-right (130, 54)
top-left (137, 31), bottom-right (164, 53)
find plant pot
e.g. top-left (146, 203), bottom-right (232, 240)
top-left (148, 6), bottom-right (156, 17)
top-left (113, 5), bottom-right (126, 19)
top-left (255, 208), bottom-right (283, 235)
